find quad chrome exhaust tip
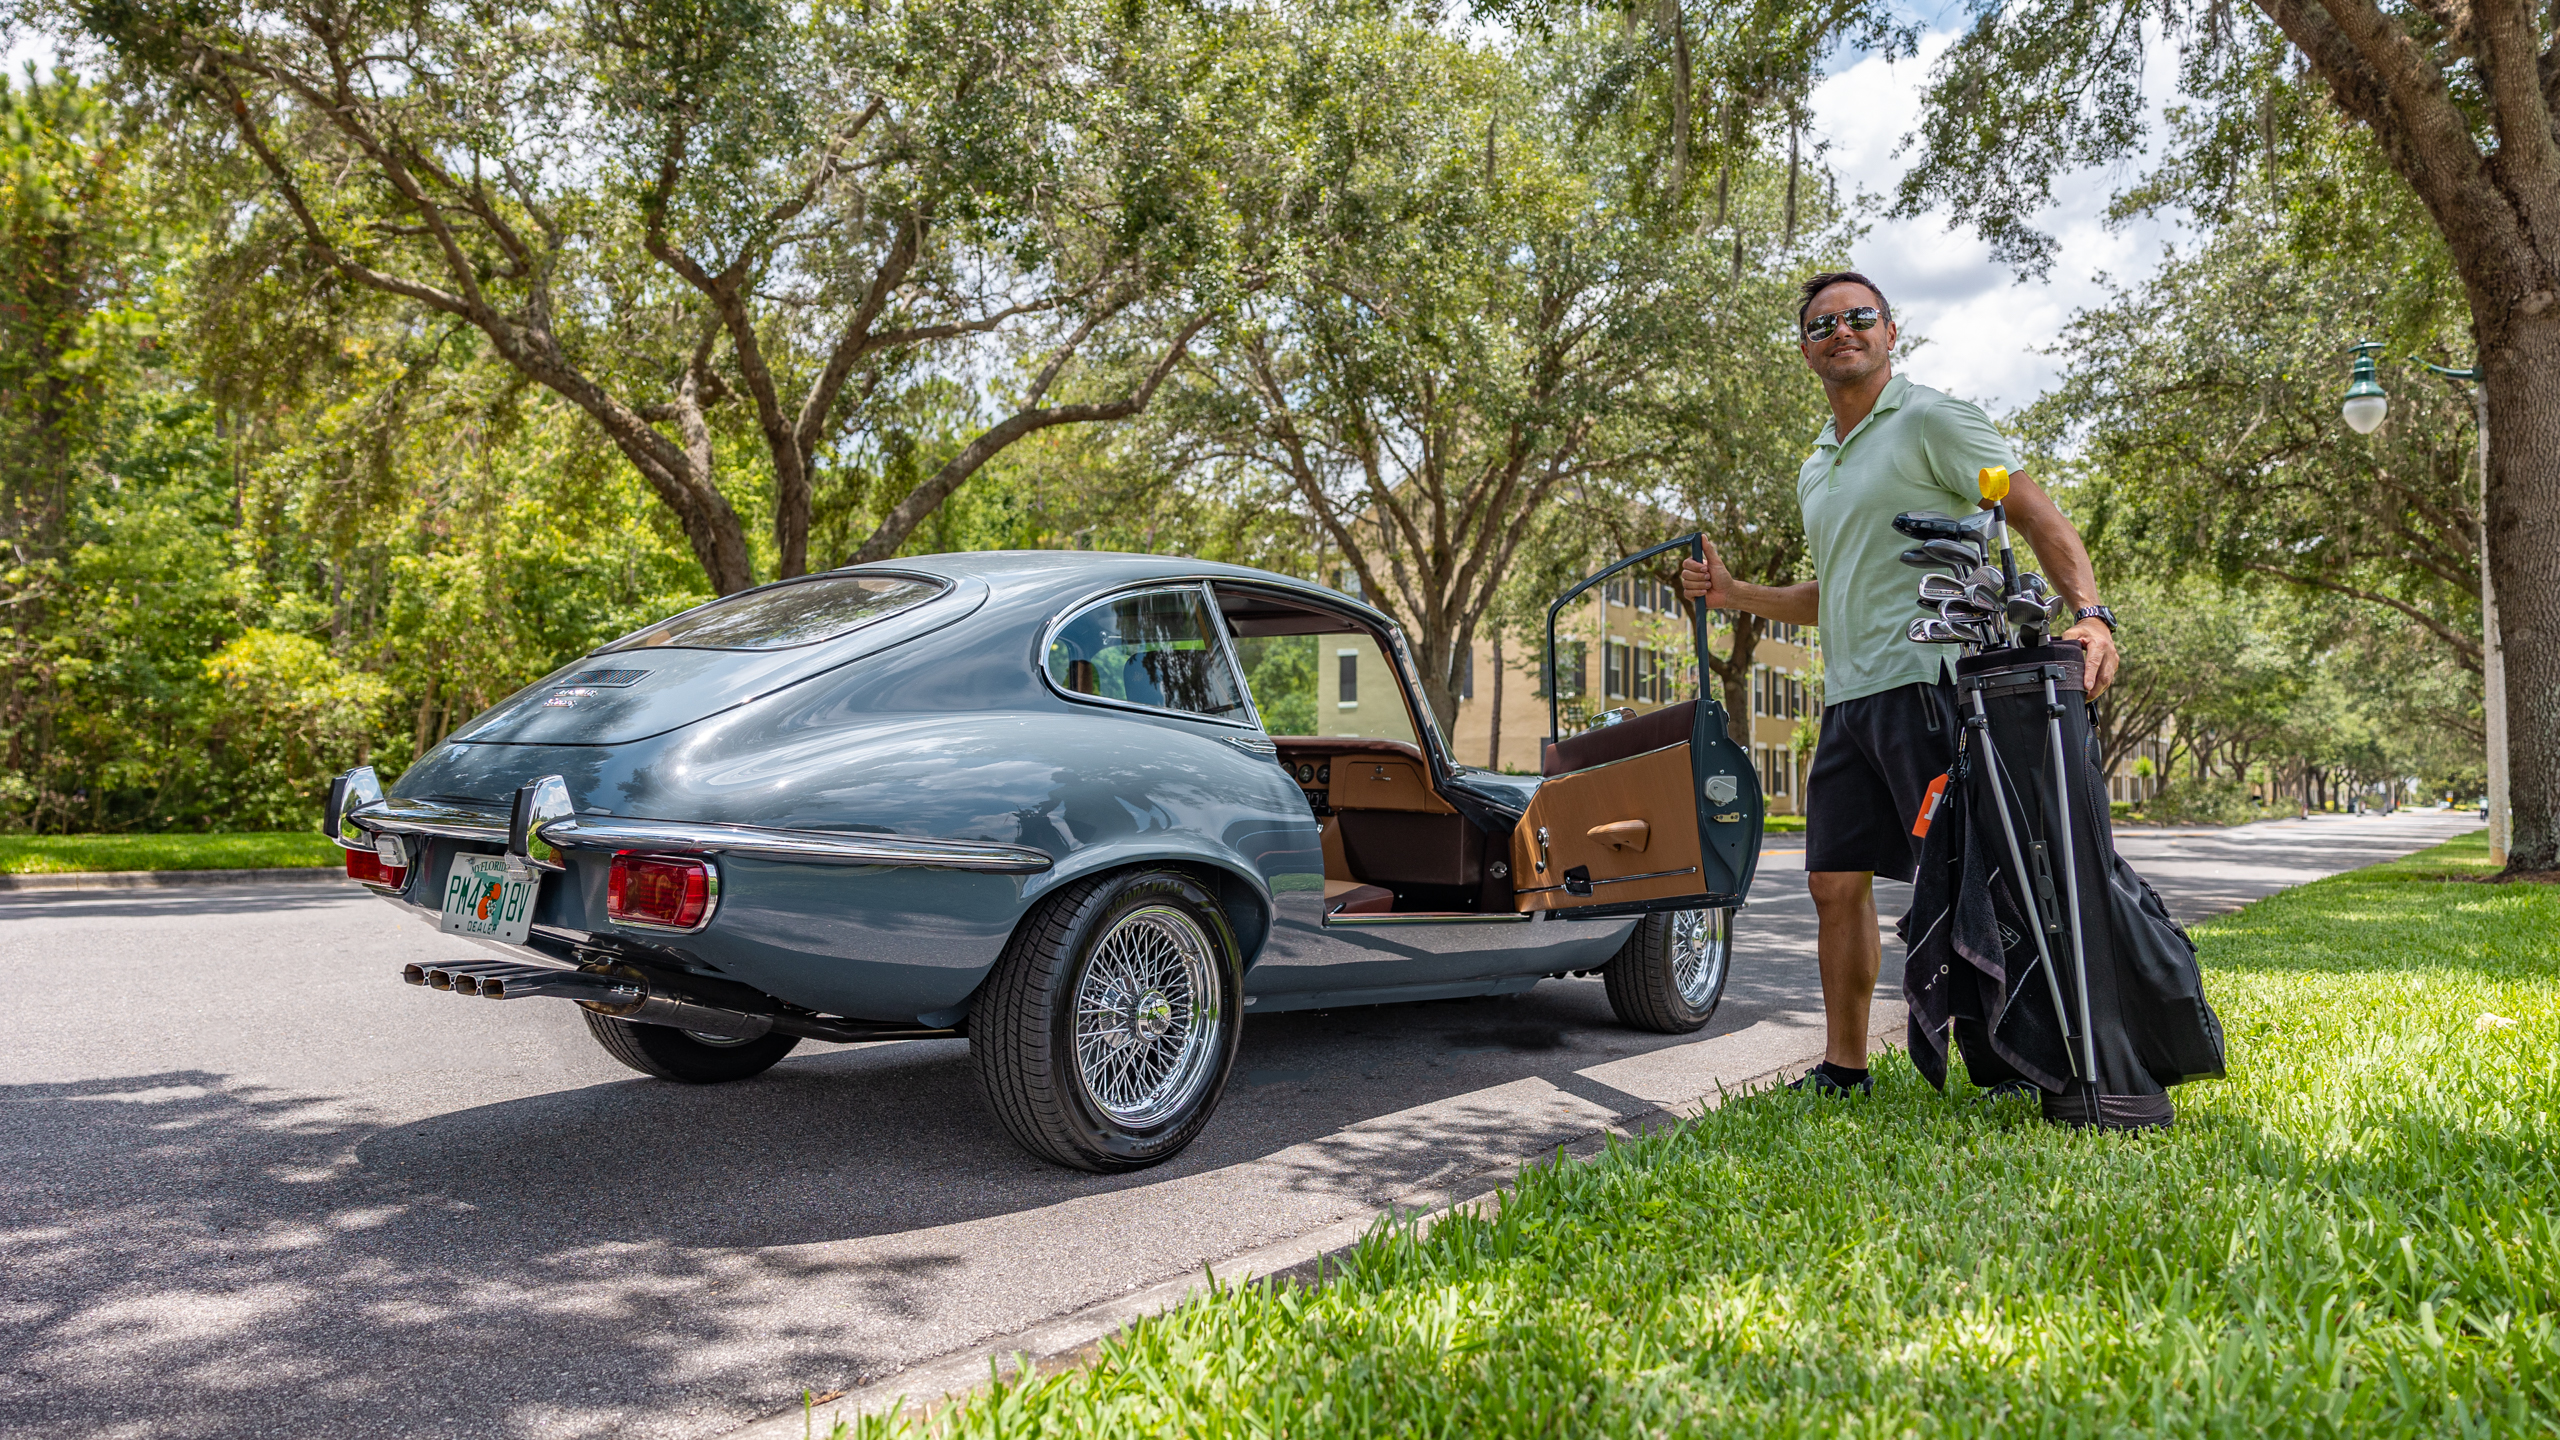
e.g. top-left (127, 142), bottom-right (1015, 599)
top-left (395, 959), bottom-right (962, 1045)
top-left (400, 959), bottom-right (641, 1004)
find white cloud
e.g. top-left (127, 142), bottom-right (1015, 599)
top-left (1808, 30), bottom-right (2190, 416)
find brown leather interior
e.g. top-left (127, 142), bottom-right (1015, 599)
top-left (1542, 700), bottom-right (1697, 776)
top-left (1272, 736), bottom-right (1427, 761)
top-left (1280, 738), bottom-right (1479, 900)
top-left (1272, 739), bottom-right (1454, 815)
top-left (1511, 743), bottom-right (1705, 913)
top-left (1319, 815), bottom-right (1349, 880)
top-left (1338, 810), bottom-right (1482, 888)
top-left (1323, 880), bottom-right (1395, 914)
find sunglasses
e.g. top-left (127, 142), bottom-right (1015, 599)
top-left (1802, 306), bottom-right (1883, 342)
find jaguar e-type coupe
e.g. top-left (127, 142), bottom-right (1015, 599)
top-left (325, 542), bottom-right (1764, 1170)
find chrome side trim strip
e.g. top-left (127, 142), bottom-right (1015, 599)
top-left (1513, 864), bottom-right (1700, 897)
top-left (548, 817), bottom-right (1053, 872)
top-left (347, 802), bottom-right (1055, 873)
top-left (1322, 910), bottom-right (1535, 928)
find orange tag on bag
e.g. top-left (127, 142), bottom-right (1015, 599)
top-left (1912, 772), bottom-right (1951, 838)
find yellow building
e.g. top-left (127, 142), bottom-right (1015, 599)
top-left (1312, 577), bottom-right (1819, 815)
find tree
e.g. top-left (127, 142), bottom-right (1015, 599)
top-left (1148, 14), bottom-right (1837, 732)
top-left (73, 0), bottom-right (1244, 594)
top-left (0, 69), bottom-right (158, 827)
top-left (1898, 0), bottom-right (2560, 872)
top-left (2021, 105), bottom-right (2485, 672)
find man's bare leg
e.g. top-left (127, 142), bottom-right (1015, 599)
top-left (1807, 869), bottom-right (1882, 1068)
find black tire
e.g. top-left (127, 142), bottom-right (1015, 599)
top-left (1602, 907), bottom-right (1733, 1034)
top-left (581, 1009), bottom-right (801, 1083)
top-left (971, 868), bottom-right (1244, 1173)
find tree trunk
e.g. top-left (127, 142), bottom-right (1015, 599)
top-left (1413, 623), bottom-right (1470, 737)
top-left (1707, 614), bottom-right (1760, 748)
top-left (2478, 307), bottom-right (2560, 871)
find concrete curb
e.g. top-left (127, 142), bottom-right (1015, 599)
top-left (718, 1004), bottom-right (1906, 1439)
top-left (0, 866), bottom-right (340, 892)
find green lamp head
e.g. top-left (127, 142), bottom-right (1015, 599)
top-left (2341, 340), bottom-right (2389, 435)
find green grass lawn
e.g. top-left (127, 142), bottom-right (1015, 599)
top-left (850, 832), bottom-right (2557, 1437)
top-left (0, 831), bottom-right (341, 874)
top-left (1761, 813), bottom-right (1807, 834)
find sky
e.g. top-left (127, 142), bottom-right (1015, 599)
top-left (1808, 30), bottom-right (2187, 417)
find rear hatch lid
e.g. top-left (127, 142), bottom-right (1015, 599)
top-left (449, 571), bottom-right (985, 746)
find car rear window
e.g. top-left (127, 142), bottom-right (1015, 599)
top-left (604, 574), bottom-right (946, 652)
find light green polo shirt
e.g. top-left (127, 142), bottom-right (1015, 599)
top-left (1797, 373), bottom-right (2017, 706)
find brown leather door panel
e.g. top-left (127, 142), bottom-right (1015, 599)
top-left (1510, 744), bottom-right (1706, 913)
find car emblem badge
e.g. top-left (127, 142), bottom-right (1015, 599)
top-left (1703, 773), bottom-right (1739, 805)
top-left (542, 687), bottom-right (599, 708)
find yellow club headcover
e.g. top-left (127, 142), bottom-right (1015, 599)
top-left (1978, 466), bottom-right (2011, 504)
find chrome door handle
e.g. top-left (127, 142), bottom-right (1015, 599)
top-left (1534, 825), bottom-right (1550, 875)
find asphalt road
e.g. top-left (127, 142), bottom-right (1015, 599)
top-left (1, 810), bottom-right (2481, 1440)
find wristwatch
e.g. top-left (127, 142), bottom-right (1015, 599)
top-left (2073, 605), bottom-right (2117, 633)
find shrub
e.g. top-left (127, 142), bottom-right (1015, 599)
top-left (2140, 776), bottom-right (2261, 827)
top-left (199, 630), bottom-right (390, 829)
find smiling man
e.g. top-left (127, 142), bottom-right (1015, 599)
top-left (1681, 270), bottom-right (2120, 1095)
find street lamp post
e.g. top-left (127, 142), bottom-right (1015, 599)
top-left (2337, 341), bottom-right (2509, 864)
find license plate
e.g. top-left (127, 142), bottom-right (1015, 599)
top-left (439, 853), bottom-right (539, 946)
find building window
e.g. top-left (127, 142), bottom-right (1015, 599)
top-left (1605, 641), bottom-right (1627, 698)
top-left (1338, 649), bottom-right (1359, 706)
top-left (1539, 640), bottom-right (1586, 700)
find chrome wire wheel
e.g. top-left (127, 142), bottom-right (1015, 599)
top-left (1073, 904), bottom-right (1224, 1129)
top-left (1670, 908), bottom-right (1731, 1009)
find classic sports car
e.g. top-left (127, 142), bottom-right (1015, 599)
top-left (325, 542), bottom-right (1764, 1171)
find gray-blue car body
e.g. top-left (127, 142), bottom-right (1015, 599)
top-left (326, 549), bottom-right (1764, 1170)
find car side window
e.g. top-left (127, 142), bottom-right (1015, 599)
top-left (1047, 587), bottom-right (1253, 723)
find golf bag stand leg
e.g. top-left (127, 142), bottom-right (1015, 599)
top-left (2045, 674), bottom-right (2100, 1082)
top-left (1966, 689), bottom-right (2078, 1075)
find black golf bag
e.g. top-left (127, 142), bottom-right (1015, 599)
top-left (1899, 642), bottom-right (2227, 1128)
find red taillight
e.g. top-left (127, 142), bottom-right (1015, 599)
top-left (607, 853), bottom-right (714, 930)
top-left (346, 848), bottom-right (407, 888)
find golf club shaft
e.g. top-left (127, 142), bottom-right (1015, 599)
top-left (1968, 689), bottom-right (2078, 1070)
top-left (1993, 501), bottom-right (2020, 599)
top-left (2044, 674), bottom-right (2100, 1081)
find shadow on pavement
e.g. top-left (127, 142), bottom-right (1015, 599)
top-left (1, 914), bottom-right (1840, 1440)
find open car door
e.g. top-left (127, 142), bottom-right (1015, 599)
top-left (1513, 535), bottom-right (1764, 917)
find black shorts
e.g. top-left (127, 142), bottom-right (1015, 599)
top-left (1804, 681), bottom-right (1959, 882)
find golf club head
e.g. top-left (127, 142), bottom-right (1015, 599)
top-left (2004, 593), bottom-right (2052, 628)
top-left (2044, 594), bottom-right (2072, 628)
top-left (2019, 572), bottom-right (2049, 596)
top-left (1909, 617), bottom-right (1973, 646)
top-left (1916, 573), bottom-right (1969, 603)
top-left (1968, 564), bottom-right (2003, 592)
top-left (1940, 597), bottom-right (1999, 624)
top-left (1962, 579), bottom-right (2006, 613)
top-left (1916, 537), bottom-right (1981, 570)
